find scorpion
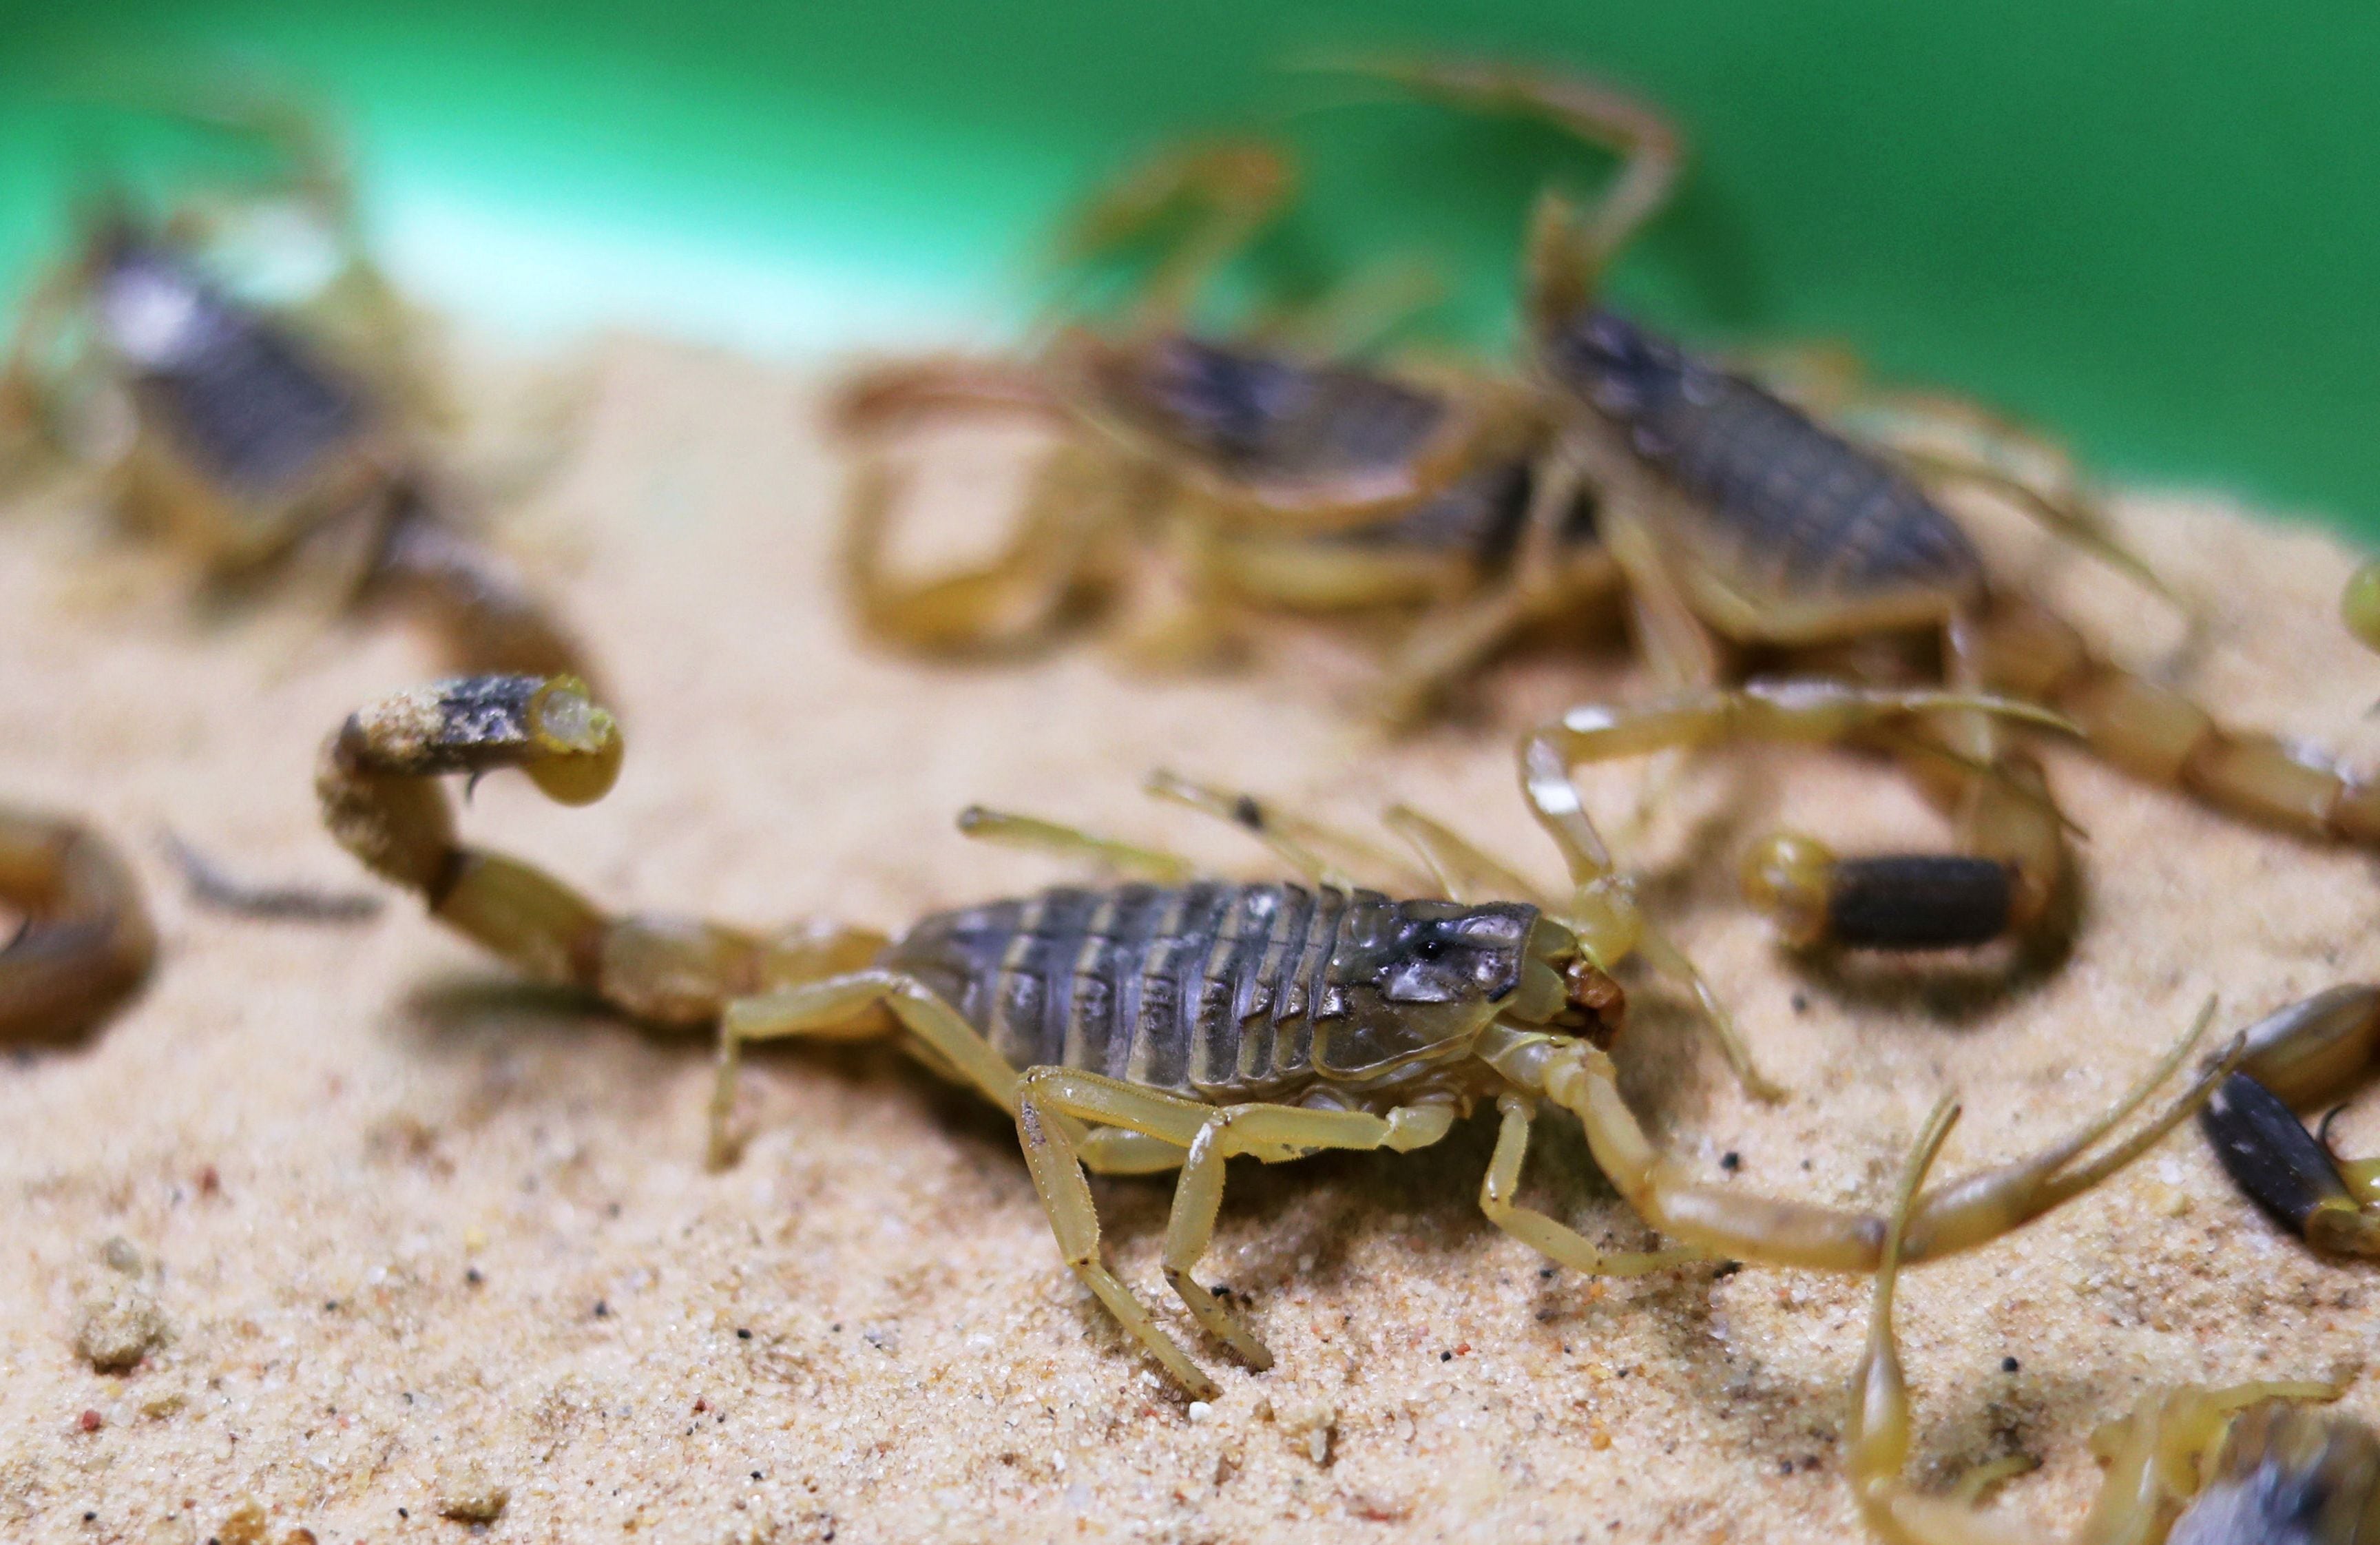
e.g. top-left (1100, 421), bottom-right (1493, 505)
top-left (848, 59), bottom-right (2380, 966)
top-left (1849, 1097), bottom-right (2373, 1544)
top-left (0, 806), bottom-right (155, 1043)
top-left (317, 672), bottom-right (2237, 1398)
top-left (0, 77), bottom-right (599, 687)
top-left (830, 119), bottom-right (1590, 674)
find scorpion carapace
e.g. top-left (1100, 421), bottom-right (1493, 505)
top-left (321, 674), bottom-right (2238, 1398)
top-left (1848, 1099), bottom-right (2371, 1545)
top-left (0, 807), bottom-right (157, 1044)
top-left (0, 92), bottom-right (603, 691)
top-left (1369, 55), bottom-right (2380, 959)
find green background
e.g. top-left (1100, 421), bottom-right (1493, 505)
top-left (3, 1), bottom-right (2375, 530)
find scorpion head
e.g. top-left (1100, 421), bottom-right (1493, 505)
top-left (1318, 900), bottom-right (1616, 1077)
top-left (1541, 307), bottom-right (1689, 428)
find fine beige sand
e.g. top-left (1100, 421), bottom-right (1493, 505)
top-left (6, 335), bottom-right (2380, 1545)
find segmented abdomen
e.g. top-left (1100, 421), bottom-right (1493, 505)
top-left (1554, 308), bottom-right (1981, 601)
top-left (1094, 336), bottom-right (1448, 490)
top-left (97, 238), bottom-right (364, 495)
top-left (1647, 370), bottom-right (1979, 597)
top-left (881, 881), bottom-right (1376, 1099)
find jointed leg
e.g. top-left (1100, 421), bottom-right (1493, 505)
top-left (1381, 803), bottom-right (1546, 906)
top-left (0, 808), bottom-right (157, 1044)
top-left (1482, 999), bottom-right (2241, 1273)
top-left (1479, 1094), bottom-right (1702, 1276)
top-left (1143, 769), bottom-right (1433, 894)
top-left (955, 805), bottom-right (1196, 883)
top-left (1037, 139), bottom-right (1295, 330)
top-left (0, 258), bottom-right (92, 484)
top-left (1520, 683), bottom-right (2064, 1086)
top-left (1370, 449), bottom-right (1624, 727)
top-left (1013, 1070), bottom-right (1216, 1398)
top-left (1531, 679), bottom-right (2071, 949)
top-left (1016, 1066), bottom-right (1453, 1391)
top-left (1253, 252), bottom-right (1449, 358)
top-left (1164, 1095), bottom-right (1452, 1366)
top-left (839, 437), bottom-right (1118, 658)
top-left (1839, 388), bottom-right (2178, 610)
top-left (711, 970), bottom-right (1019, 1167)
top-left (1519, 727), bottom-right (1781, 1097)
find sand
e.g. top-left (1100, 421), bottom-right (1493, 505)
top-left (5, 333), bottom-right (2379, 1545)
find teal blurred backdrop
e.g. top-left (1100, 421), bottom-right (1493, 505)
top-left (3, 1), bottom-right (2375, 528)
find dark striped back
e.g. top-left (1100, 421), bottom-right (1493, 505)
top-left (97, 237), bottom-right (364, 496)
top-left (882, 881), bottom-right (1379, 1098)
top-left (1550, 307), bottom-right (1980, 601)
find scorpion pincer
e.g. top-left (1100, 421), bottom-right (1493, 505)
top-left (1849, 1098), bottom-right (2375, 1545)
top-left (320, 673), bottom-right (2237, 1399)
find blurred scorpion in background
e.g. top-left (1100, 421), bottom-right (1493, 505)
top-left (835, 57), bottom-right (2380, 969)
top-left (0, 73), bottom-right (602, 687)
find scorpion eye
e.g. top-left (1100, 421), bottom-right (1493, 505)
top-left (1410, 934), bottom-right (1446, 962)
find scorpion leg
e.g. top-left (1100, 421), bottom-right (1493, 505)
top-left (0, 258), bottom-right (87, 482)
top-left (1014, 1066), bottom-right (1451, 1389)
top-left (1370, 447), bottom-right (1627, 727)
top-left (1253, 253), bottom-right (1449, 358)
top-left (1381, 804), bottom-right (1546, 906)
top-left (1164, 1094), bottom-right (1453, 1367)
top-left (710, 970), bottom-right (1023, 1168)
top-left (954, 805), bottom-right (1198, 882)
top-left (1962, 590), bottom-right (2380, 844)
top-left (1852, 1101), bottom-right (2342, 1544)
top-left (1521, 725), bottom-right (1781, 1098)
top-left (1532, 679), bottom-right (2075, 954)
top-left (1012, 1070), bottom-right (1215, 1399)
top-left (840, 428), bottom-right (1123, 659)
top-left (1486, 999), bottom-right (2240, 1272)
top-left (1835, 386), bottom-right (2178, 608)
top-left (1037, 138), bottom-right (1295, 329)
top-left (2198, 986), bottom-right (2380, 1255)
top-left (0, 808), bottom-right (157, 1044)
top-left (1479, 1093), bottom-right (1704, 1276)
top-left (1521, 683), bottom-right (2069, 1089)
top-left (1143, 769), bottom-right (1434, 893)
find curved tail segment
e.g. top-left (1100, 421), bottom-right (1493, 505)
top-left (317, 675), bottom-right (882, 1029)
top-left (364, 484), bottom-right (608, 693)
top-left (1344, 56), bottom-right (1683, 329)
top-left (1963, 594), bottom-right (2380, 843)
top-left (0, 809), bottom-right (158, 1044)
